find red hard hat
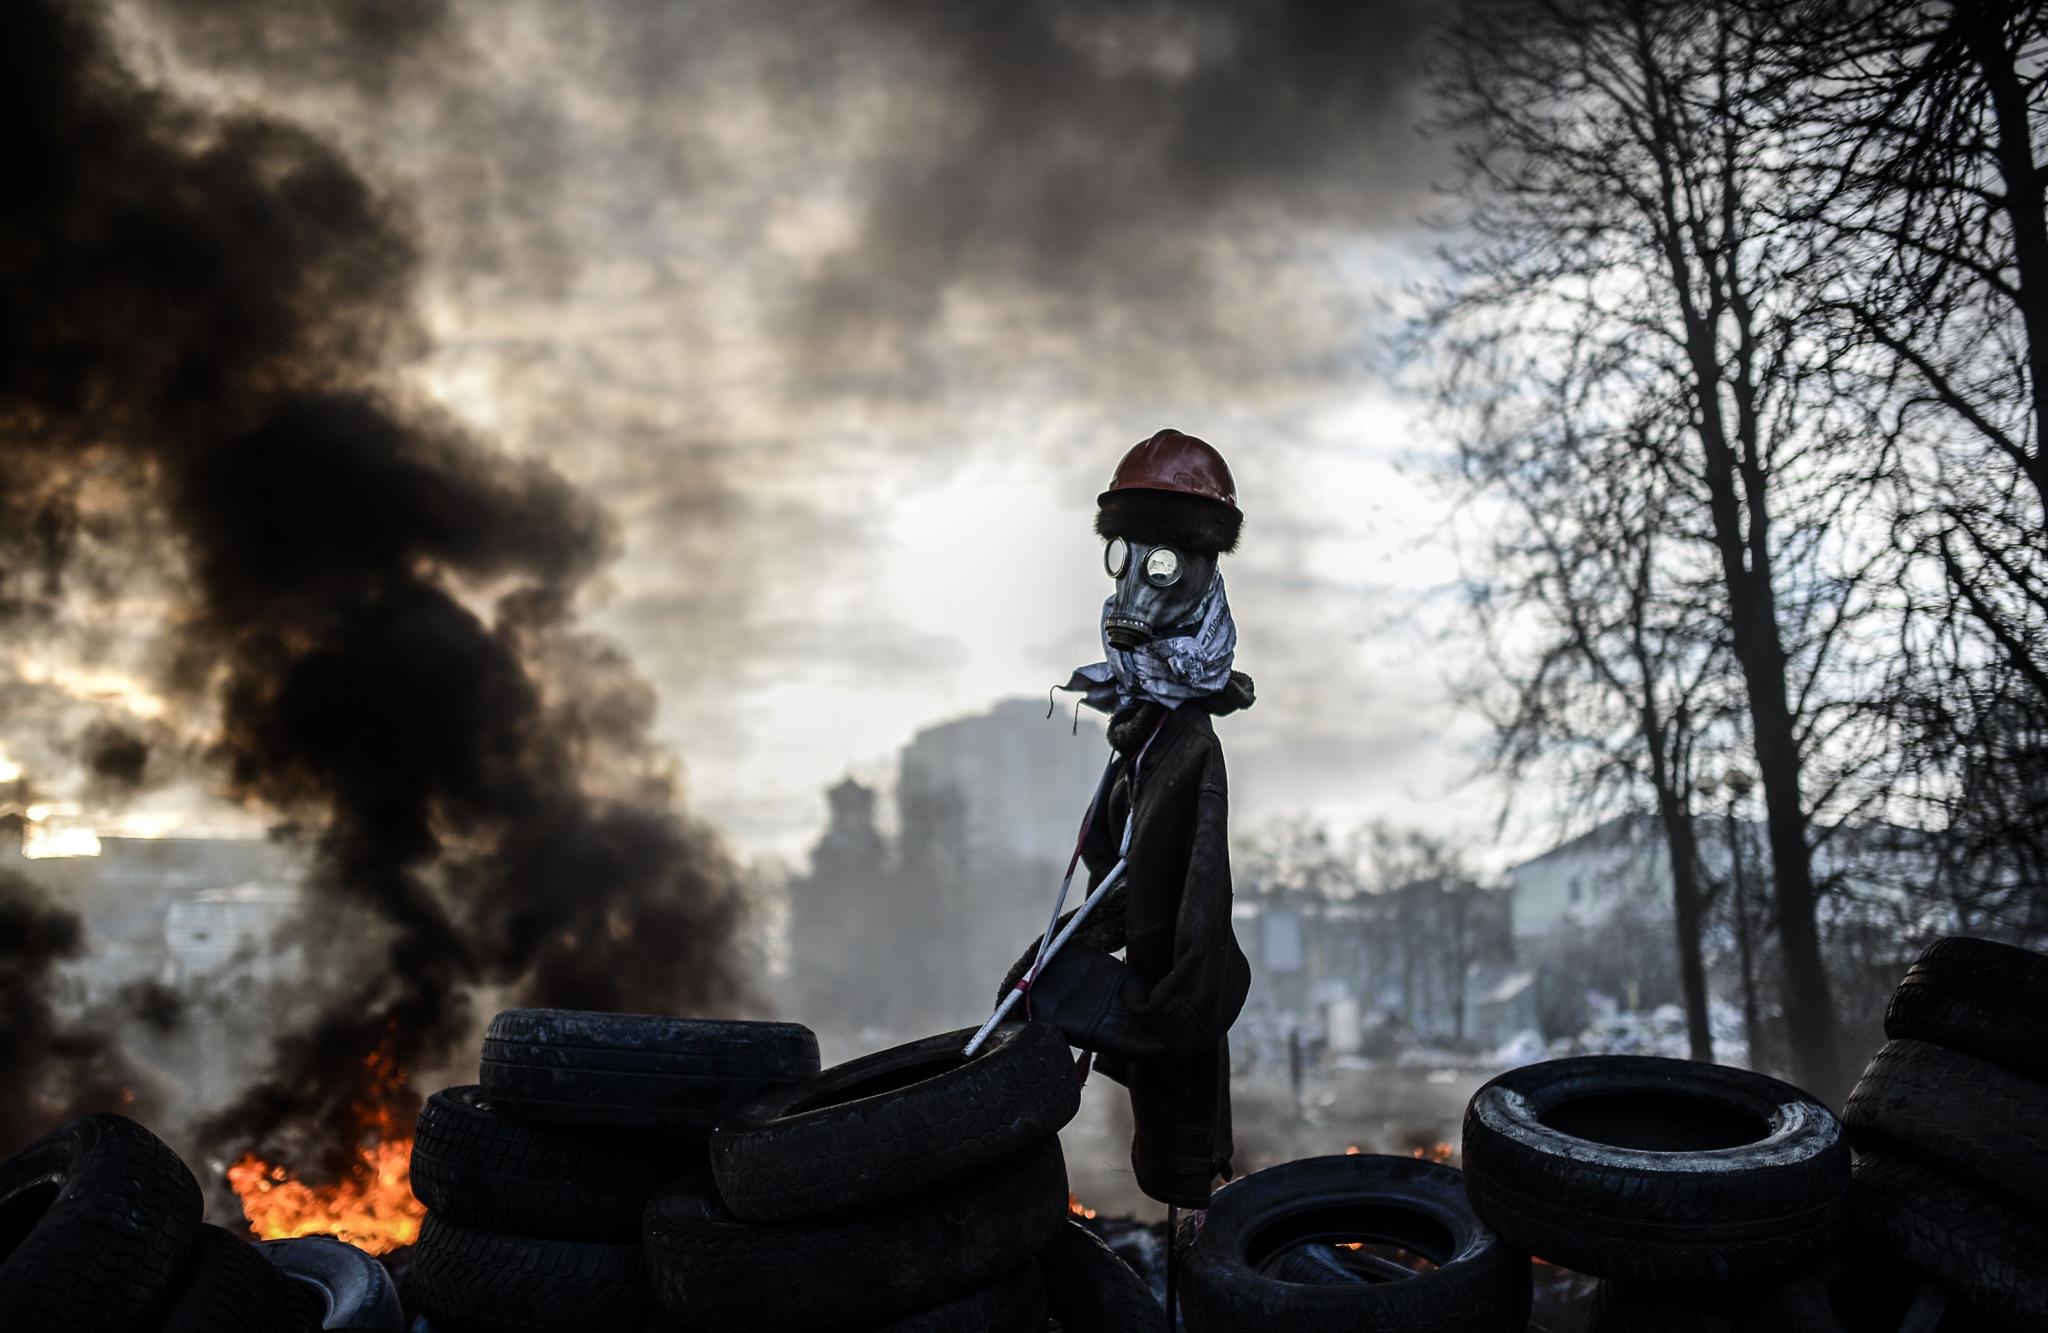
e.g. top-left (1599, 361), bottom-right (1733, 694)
top-left (1095, 428), bottom-right (1242, 553)
top-left (1100, 429), bottom-right (1239, 510)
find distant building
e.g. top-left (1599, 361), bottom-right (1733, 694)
top-left (162, 883), bottom-right (303, 987)
top-left (897, 698), bottom-right (1108, 862)
top-left (784, 699), bottom-right (1111, 1036)
top-left (9, 835), bottom-right (307, 1006)
top-left (1505, 812), bottom-right (1935, 945)
top-left (1231, 875), bottom-right (1514, 1051)
top-left (1504, 811), bottom-right (1935, 1037)
top-left (1506, 815), bottom-right (1668, 945)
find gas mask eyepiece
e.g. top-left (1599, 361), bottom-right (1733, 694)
top-left (1104, 537), bottom-right (1184, 587)
top-left (1103, 538), bottom-right (1210, 650)
top-left (1142, 547), bottom-right (1181, 587)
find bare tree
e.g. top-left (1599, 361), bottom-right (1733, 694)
top-left (1769, 0), bottom-right (2048, 918)
top-left (1456, 392), bottom-right (1735, 1061)
top-left (1430, 0), bottom-right (1904, 1096)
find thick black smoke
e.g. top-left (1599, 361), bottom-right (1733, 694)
top-left (0, 869), bottom-right (140, 1149)
top-left (799, 0), bottom-right (1449, 360)
top-left (2, 0), bottom-right (745, 1169)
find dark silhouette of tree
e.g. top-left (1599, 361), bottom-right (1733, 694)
top-left (1429, 0), bottom-right (1906, 1097)
top-left (1454, 392), bottom-right (1734, 1061)
top-left (1769, 0), bottom-right (2048, 926)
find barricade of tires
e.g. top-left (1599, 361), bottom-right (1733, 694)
top-left (406, 1008), bottom-right (819, 1332)
top-left (1180, 1152), bottom-right (1532, 1332)
top-left (11, 939), bottom-right (2048, 1331)
top-left (1183, 969), bottom-right (2048, 1333)
top-left (644, 1021), bottom-right (1152, 1331)
top-left (0, 1112), bottom-right (399, 1332)
top-left (1840, 937), bottom-right (2048, 1332)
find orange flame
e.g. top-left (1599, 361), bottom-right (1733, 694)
top-left (1411, 1141), bottom-right (1455, 1164)
top-left (227, 1137), bottom-right (421, 1255)
top-left (226, 1034), bottom-right (425, 1255)
top-left (1067, 1191), bottom-right (1097, 1220)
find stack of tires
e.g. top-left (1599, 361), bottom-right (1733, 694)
top-left (1460, 1055), bottom-right (1851, 1331)
top-left (1179, 1152), bottom-right (1532, 1332)
top-left (1843, 936), bottom-right (2048, 1331)
top-left (645, 1022), bottom-right (1133, 1331)
top-left (407, 1008), bottom-right (819, 1333)
top-left (0, 1112), bottom-right (366, 1332)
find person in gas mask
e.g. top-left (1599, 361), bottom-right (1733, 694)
top-left (1000, 427), bottom-right (1254, 1211)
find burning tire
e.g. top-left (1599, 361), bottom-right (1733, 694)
top-left (1461, 1056), bottom-right (1849, 1282)
top-left (1884, 936), bottom-right (2048, 1085)
top-left (254, 1236), bottom-right (405, 1330)
top-left (1850, 1148), bottom-right (2048, 1331)
top-left (0, 1113), bottom-right (202, 1332)
top-left (411, 1085), bottom-right (708, 1242)
top-left (480, 1009), bottom-right (820, 1131)
top-left (709, 1022), bottom-right (1080, 1223)
top-left (408, 1212), bottom-right (652, 1333)
top-left (642, 1138), bottom-right (1068, 1332)
top-left (1039, 1217), bottom-right (1164, 1331)
top-left (1179, 1154), bottom-right (1530, 1333)
top-left (875, 1261), bottom-right (1048, 1332)
top-left (1844, 1038), bottom-right (2048, 1215)
top-left (160, 1225), bottom-right (312, 1333)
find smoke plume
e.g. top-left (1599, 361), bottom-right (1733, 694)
top-left (0, 870), bottom-right (141, 1149)
top-left (797, 0), bottom-right (1448, 369)
top-left (2, 0), bottom-right (745, 1168)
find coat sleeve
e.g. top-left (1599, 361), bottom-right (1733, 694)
top-left (1027, 748), bottom-right (1250, 1060)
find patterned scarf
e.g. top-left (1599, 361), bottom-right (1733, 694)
top-left (1059, 571), bottom-right (1237, 714)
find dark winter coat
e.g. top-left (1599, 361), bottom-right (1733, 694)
top-left (999, 695), bottom-right (1252, 1207)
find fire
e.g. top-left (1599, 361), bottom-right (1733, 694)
top-left (226, 1035), bottom-right (425, 1256)
top-left (228, 1138), bottom-right (421, 1255)
top-left (1067, 1191), bottom-right (1097, 1220)
top-left (1412, 1141), bottom-right (1455, 1164)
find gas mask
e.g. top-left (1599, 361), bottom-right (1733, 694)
top-left (1101, 536), bottom-right (1218, 649)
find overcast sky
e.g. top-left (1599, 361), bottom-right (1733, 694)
top-left (47, 0), bottom-right (1541, 869)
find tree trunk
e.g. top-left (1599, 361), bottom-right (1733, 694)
top-left (1651, 774), bottom-right (1715, 1063)
top-left (1965, 2), bottom-right (2048, 510)
top-left (1635, 19), bottom-right (1844, 1097)
top-left (1732, 835), bottom-right (1762, 1068)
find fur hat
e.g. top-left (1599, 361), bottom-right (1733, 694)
top-left (1095, 487), bottom-right (1242, 554)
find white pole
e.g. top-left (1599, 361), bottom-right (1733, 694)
top-left (961, 856), bottom-right (1128, 1058)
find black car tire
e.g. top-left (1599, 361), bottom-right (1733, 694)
top-left (876, 1263), bottom-right (1047, 1333)
top-left (411, 1085), bottom-right (707, 1241)
top-left (1180, 1154), bottom-right (1530, 1333)
top-left (1462, 1056), bottom-right (1849, 1282)
top-left (1039, 1218), bottom-right (1163, 1331)
top-left (480, 1009), bottom-right (819, 1131)
top-left (643, 1138), bottom-right (1068, 1332)
top-left (407, 1213), bottom-right (651, 1333)
top-left (710, 1023), bottom-right (1079, 1223)
top-left (161, 1226), bottom-right (311, 1333)
top-left (1844, 1038), bottom-right (2048, 1215)
top-left (1849, 1148), bottom-right (2048, 1333)
top-left (255, 1236), bottom-right (405, 1330)
top-left (0, 1113), bottom-right (202, 1333)
top-left (1884, 937), bottom-right (2048, 1084)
